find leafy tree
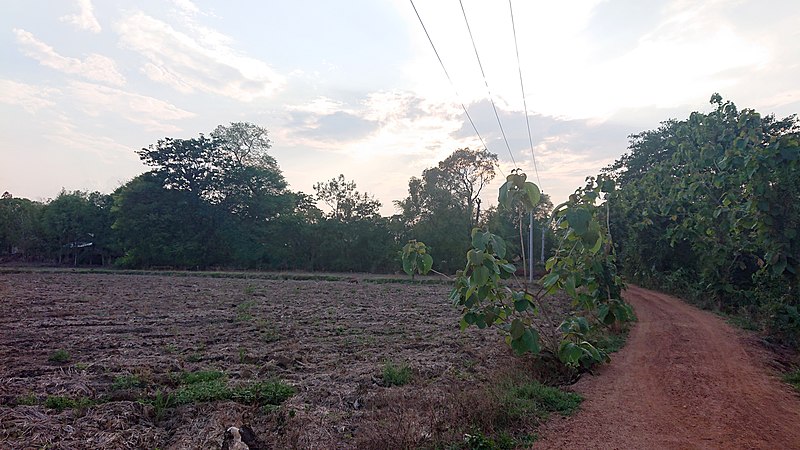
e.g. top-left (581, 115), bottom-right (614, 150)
top-left (112, 174), bottom-right (230, 268)
top-left (605, 94), bottom-right (800, 345)
top-left (451, 172), bottom-right (632, 368)
top-left (396, 148), bottom-right (498, 273)
top-left (314, 174), bottom-right (381, 222)
top-left (137, 135), bottom-right (221, 199)
top-left (0, 193), bottom-right (45, 259)
top-left (41, 190), bottom-right (115, 265)
top-left (211, 122), bottom-right (278, 170)
top-left (311, 175), bottom-right (395, 272)
top-left (211, 123), bottom-right (289, 220)
top-left (400, 240), bottom-right (433, 279)
top-left (126, 123), bottom-right (295, 269)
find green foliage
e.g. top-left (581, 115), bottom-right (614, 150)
top-left (48, 349), bottom-right (70, 363)
top-left (180, 370), bottom-right (226, 385)
top-left (400, 240), bottom-right (433, 278)
top-left (230, 380), bottom-right (296, 405)
top-left (498, 380), bottom-right (582, 421)
top-left (44, 395), bottom-right (94, 412)
top-left (112, 374), bottom-right (146, 390)
top-left (150, 390), bottom-right (173, 421)
top-left (605, 95), bottom-right (800, 346)
top-left (498, 170), bottom-right (540, 211)
top-left (0, 195), bottom-right (45, 259)
top-left (784, 369), bottom-right (800, 393)
top-left (172, 380), bottom-right (230, 404)
top-left (314, 174), bottom-right (382, 222)
top-left (236, 300), bottom-right (256, 322)
top-left (452, 171), bottom-right (632, 369)
top-left (171, 378), bottom-right (294, 406)
top-left (396, 148), bottom-right (499, 273)
top-left (381, 360), bottom-right (412, 386)
top-left (14, 393), bottom-right (37, 406)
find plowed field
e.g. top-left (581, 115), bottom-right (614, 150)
top-left (0, 271), bottom-right (562, 449)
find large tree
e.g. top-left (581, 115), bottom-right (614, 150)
top-left (314, 174), bottom-right (381, 222)
top-left (41, 190), bottom-right (115, 265)
top-left (0, 193), bottom-right (44, 259)
top-left (396, 148), bottom-right (498, 273)
top-left (606, 95), bottom-right (800, 344)
top-left (312, 175), bottom-right (395, 272)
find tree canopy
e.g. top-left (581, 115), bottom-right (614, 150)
top-left (605, 95), bottom-right (800, 345)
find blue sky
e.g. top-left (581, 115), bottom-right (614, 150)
top-left (2, 0), bottom-right (799, 214)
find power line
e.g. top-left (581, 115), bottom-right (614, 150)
top-left (408, 0), bottom-right (505, 177)
top-left (508, 0), bottom-right (542, 190)
top-left (458, 0), bottom-right (518, 169)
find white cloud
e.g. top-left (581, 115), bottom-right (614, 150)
top-left (0, 79), bottom-right (60, 113)
top-left (45, 116), bottom-right (131, 162)
top-left (400, 0), bottom-right (772, 120)
top-left (171, 0), bottom-right (201, 16)
top-left (67, 81), bottom-right (195, 132)
top-left (13, 29), bottom-right (126, 86)
top-left (115, 11), bottom-right (285, 101)
top-left (59, 0), bottom-right (102, 33)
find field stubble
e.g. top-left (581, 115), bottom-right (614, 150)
top-left (0, 272), bottom-right (571, 448)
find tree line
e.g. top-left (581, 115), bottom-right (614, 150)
top-left (604, 95), bottom-right (799, 346)
top-left (0, 122), bottom-right (555, 273)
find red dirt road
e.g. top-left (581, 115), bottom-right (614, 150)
top-left (535, 285), bottom-right (800, 450)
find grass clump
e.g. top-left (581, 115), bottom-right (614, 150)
top-left (153, 370), bottom-right (294, 409)
top-left (180, 370), bottom-right (226, 385)
top-left (236, 300), bottom-right (256, 322)
top-left (785, 369), bottom-right (800, 393)
top-left (172, 379), bottom-right (295, 406)
top-left (48, 349), bottom-right (70, 363)
top-left (112, 374), bottom-right (146, 390)
top-left (15, 393), bottom-right (37, 406)
top-left (44, 395), bottom-right (94, 412)
top-left (231, 380), bottom-right (296, 405)
top-left (382, 360), bottom-right (412, 386)
top-left (173, 380), bottom-right (230, 405)
top-left (499, 380), bottom-right (582, 423)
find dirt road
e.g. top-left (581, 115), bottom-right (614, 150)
top-left (535, 285), bottom-right (800, 450)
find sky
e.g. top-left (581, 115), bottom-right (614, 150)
top-left (2, 0), bottom-right (799, 215)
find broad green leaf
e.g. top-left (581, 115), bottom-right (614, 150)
top-left (402, 257), bottom-right (414, 276)
top-left (514, 298), bottom-right (529, 312)
top-left (421, 254), bottom-right (433, 274)
top-left (565, 275), bottom-right (577, 297)
top-left (510, 318), bottom-right (525, 339)
top-left (487, 233), bottom-right (507, 259)
top-left (498, 182), bottom-right (511, 209)
top-left (558, 342), bottom-right (583, 366)
top-left (566, 208), bottom-right (592, 236)
top-left (542, 272), bottom-right (560, 289)
top-left (524, 182), bottom-right (541, 208)
top-left (472, 266), bottom-right (490, 285)
top-left (472, 230), bottom-right (488, 251)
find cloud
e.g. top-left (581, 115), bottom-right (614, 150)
top-left (68, 81), bottom-right (195, 132)
top-left (0, 79), bottom-right (60, 113)
top-left (281, 92), bottom-right (465, 161)
top-left (13, 29), bottom-right (126, 86)
top-left (171, 0), bottom-right (201, 16)
top-left (45, 116), bottom-right (132, 162)
top-left (115, 11), bottom-right (285, 101)
top-left (59, 0), bottom-right (102, 33)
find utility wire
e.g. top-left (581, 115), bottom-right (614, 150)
top-left (458, 0), bottom-right (518, 170)
top-left (408, 0), bottom-right (505, 177)
top-left (508, 0), bottom-right (542, 190)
